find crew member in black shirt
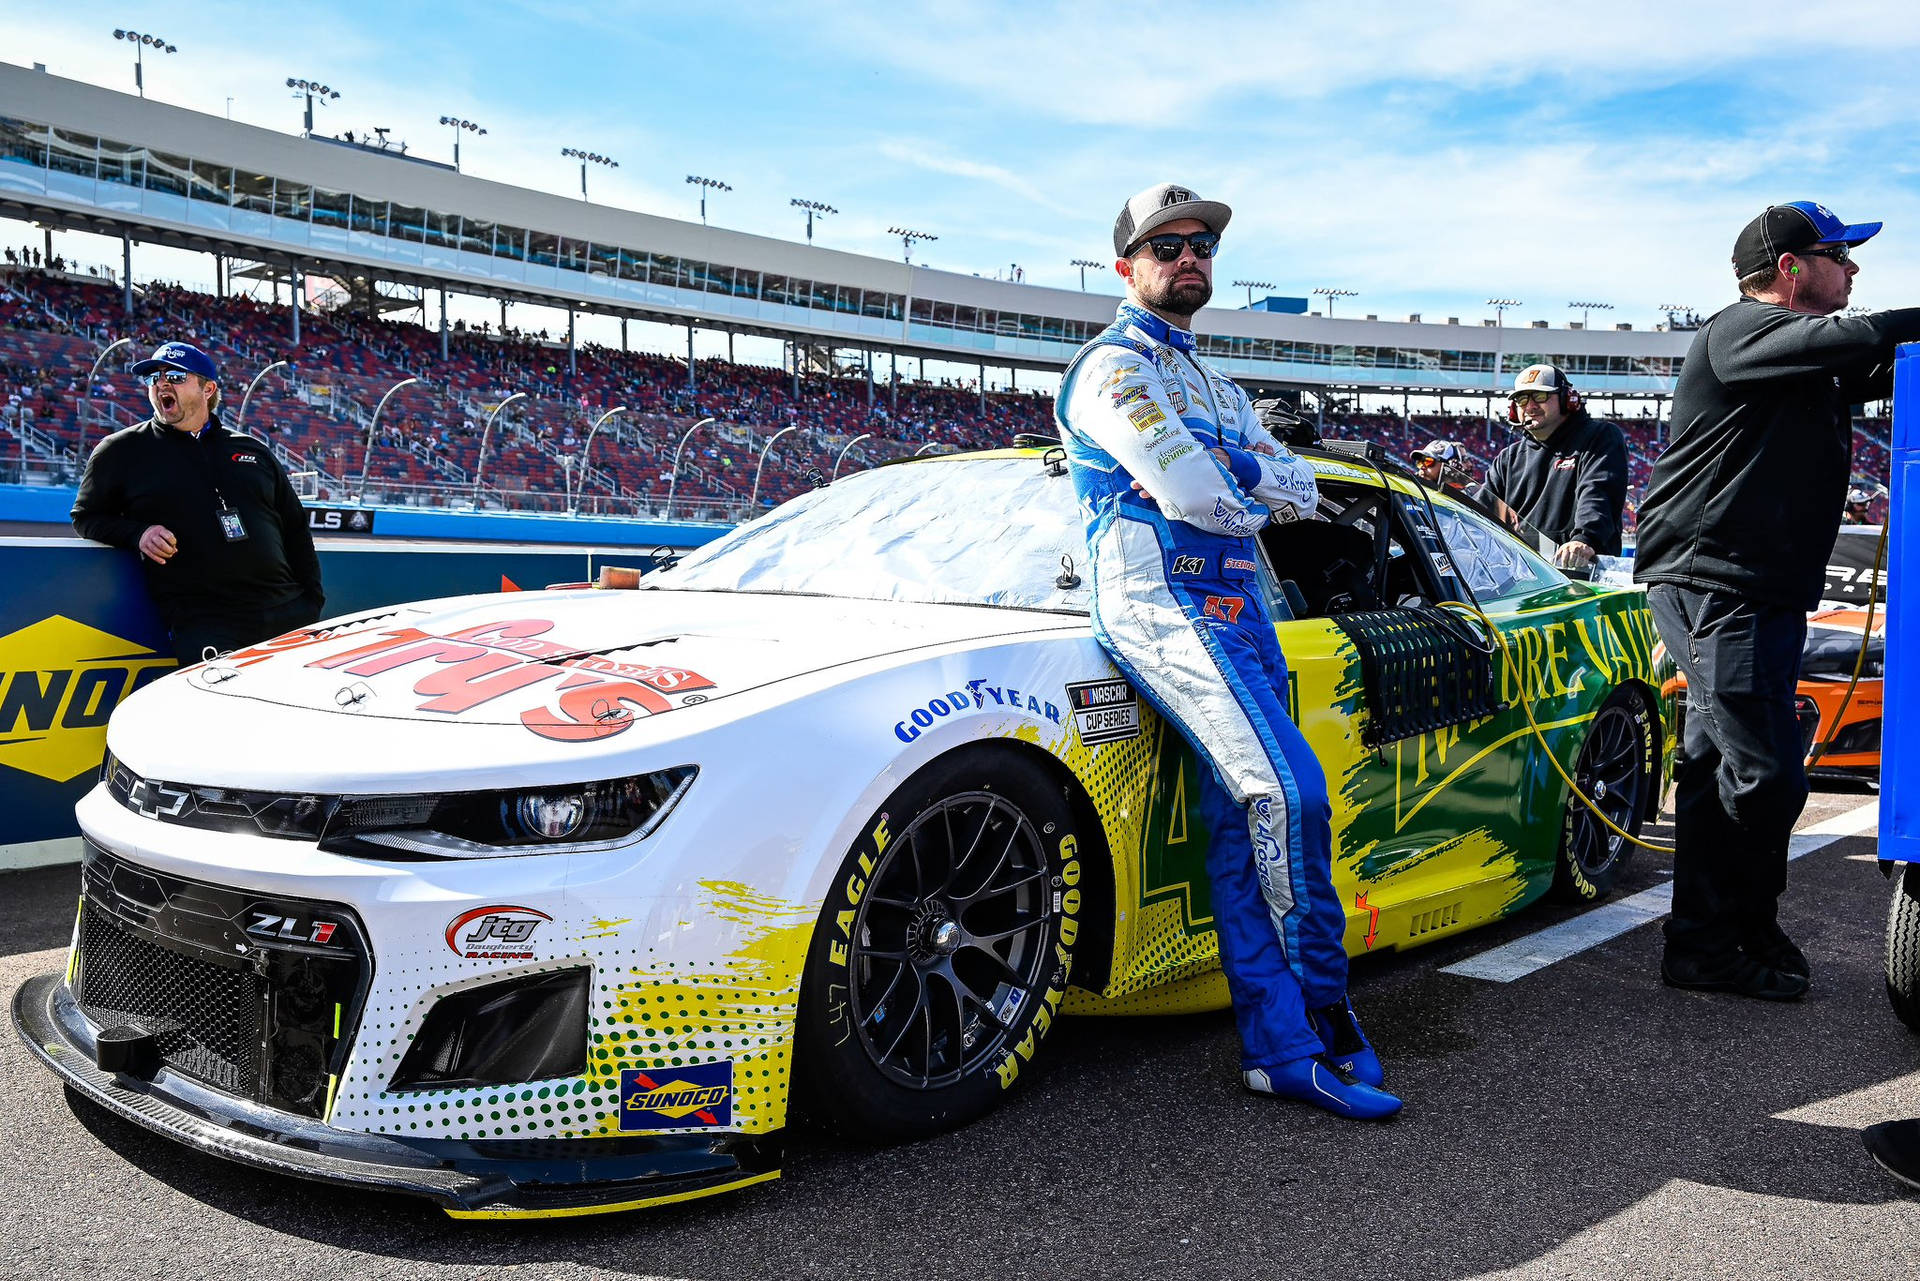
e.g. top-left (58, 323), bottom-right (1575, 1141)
top-left (1480, 364), bottom-right (1628, 569)
top-left (72, 341), bottom-right (324, 665)
top-left (1636, 201), bottom-right (1920, 1000)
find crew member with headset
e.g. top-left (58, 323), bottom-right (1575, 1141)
top-left (1057, 182), bottom-right (1400, 1120)
top-left (1635, 201), bottom-right (1920, 1002)
top-left (72, 340), bottom-right (324, 665)
top-left (1478, 364), bottom-right (1629, 569)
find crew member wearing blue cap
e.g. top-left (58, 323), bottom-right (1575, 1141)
top-left (1636, 202), bottom-right (1920, 1000)
top-left (72, 341), bottom-right (324, 665)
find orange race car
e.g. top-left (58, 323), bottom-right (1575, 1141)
top-left (1664, 597), bottom-right (1885, 787)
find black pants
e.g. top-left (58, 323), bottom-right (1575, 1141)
top-left (1647, 584), bottom-right (1810, 957)
top-left (168, 597), bottom-right (321, 667)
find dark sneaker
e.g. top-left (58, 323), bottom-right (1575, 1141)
top-left (1662, 947), bottom-right (1810, 1001)
top-left (1863, 1119), bottom-right (1920, 1192)
top-left (1740, 922), bottom-right (1810, 979)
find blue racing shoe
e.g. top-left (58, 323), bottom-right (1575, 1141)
top-left (1309, 997), bottom-right (1384, 1087)
top-left (1243, 1057), bottom-right (1402, 1120)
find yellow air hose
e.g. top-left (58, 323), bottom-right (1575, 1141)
top-left (1436, 512), bottom-right (1890, 856)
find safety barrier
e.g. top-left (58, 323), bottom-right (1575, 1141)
top-left (0, 536), bottom-right (679, 866)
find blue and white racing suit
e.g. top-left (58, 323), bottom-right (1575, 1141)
top-left (1057, 301), bottom-right (1346, 1070)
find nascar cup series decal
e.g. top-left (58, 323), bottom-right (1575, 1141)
top-left (224, 619), bottom-right (714, 742)
top-left (620, 1061), bottom-right (733, 1129)
top-left (1064, 678), bottom-right (1141, 746)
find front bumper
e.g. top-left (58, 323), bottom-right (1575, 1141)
top-left (14, 971), bottom-right (781, 1217)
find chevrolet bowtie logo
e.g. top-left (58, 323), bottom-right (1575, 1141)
top-left (128, 777), bottom-right (189, 818)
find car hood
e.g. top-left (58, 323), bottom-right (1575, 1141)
top-left (167, 588), bottom-right (1082, 735)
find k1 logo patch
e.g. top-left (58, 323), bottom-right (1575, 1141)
top-left (1170, 555), bottom-right (1204, 575)
top-left (620, 1061), bottom-right (733, 1129)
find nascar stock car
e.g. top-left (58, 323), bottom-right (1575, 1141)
top-left (13, 443), bottom-right (1675, 1218)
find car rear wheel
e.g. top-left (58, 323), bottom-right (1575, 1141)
top-left (793, 747), bottom-right (1083, 1141)
top-left (1886, 864), bottom-right (1920, 1033)
top-left (1549, 690), bottom-right (1656, 902)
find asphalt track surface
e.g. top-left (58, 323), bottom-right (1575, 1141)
top-left (3, 787), bottom-right (1915, 1280)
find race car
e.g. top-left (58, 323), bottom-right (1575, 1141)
top-left (1663, 525), bottom-right (1887, 786)
top-left (13, 444), bottom-right (1674, 1218)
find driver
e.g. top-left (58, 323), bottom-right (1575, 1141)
top-left (1842, 485), bottom-right (1876, 524)
top-left (1056, 182), bottom-right (1401, 1120)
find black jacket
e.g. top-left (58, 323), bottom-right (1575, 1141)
top-left (1635, 298), bottom-right (1920, 611)
top-left (1480, 410), bottom-right (1628, 555)
top-left (71, 416), bottom-right (323, 624)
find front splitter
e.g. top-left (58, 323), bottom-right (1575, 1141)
top-left (12, 971), bottom-right (782, 1217)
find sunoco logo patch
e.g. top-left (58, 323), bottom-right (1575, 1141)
top-left (1064, 677), bottom-right (1141, 746)
top-left (620, 1061), bottom-right (733, 1129)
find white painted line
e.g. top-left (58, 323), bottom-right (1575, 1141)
top-left (1440, 801), bottom-right (1880, 984)
top-left (0, 836), bottom-right (84, 873)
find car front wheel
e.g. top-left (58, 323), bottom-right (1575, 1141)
top-left (793, 746), bottom-right (1083, 1141)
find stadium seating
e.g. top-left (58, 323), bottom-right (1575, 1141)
top-left (0, 266), bottom-right (1892, 532)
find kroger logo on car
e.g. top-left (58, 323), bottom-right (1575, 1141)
top-left (894, 679), bottom-right (1063, 743)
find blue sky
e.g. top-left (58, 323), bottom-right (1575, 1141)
top-left (9, 1), bottom-right (1920, 346)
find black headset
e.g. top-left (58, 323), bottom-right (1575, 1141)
top-left (1507, 364), bottom-right (1581, 424)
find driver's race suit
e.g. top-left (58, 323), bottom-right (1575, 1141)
top-left (1056, 301), bottom-right (1355, 1077)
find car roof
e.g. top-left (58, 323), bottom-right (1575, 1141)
top-left (911, 443), bottom-right (1428, 499)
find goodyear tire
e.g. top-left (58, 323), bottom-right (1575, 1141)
top-left (793, 745), bottom-right (1082, 1142)
top-left (1549, 689), bottom-right (1656, 903)
top-left (1887, 864), bottom-right (1920, 1034)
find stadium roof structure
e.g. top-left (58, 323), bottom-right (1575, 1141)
top-left (0, 61), bottom-right (1691, 397)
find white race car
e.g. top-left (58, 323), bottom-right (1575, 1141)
top-left (14, 446), bottom-right (1671, 1217)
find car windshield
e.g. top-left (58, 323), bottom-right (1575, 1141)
top-left (648, 454), bottom-right (1093, 614)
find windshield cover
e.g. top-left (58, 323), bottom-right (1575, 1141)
top-left (650, 456), bottom-right (1092, 613)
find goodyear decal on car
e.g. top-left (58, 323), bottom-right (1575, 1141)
top-left (620, 1061), bottom-right (733, 1129)
top-left (0, 616), bottom-right (173, 783)
top-left (893, 680), bottom-right (1062, 743)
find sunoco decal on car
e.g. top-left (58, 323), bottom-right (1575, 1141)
top-left (444, 905), bottom-right (551, 960)
top-left (1064, 678), bottom-right (1141, 745)
top-left (620, 1061), bottom-right (733, 1129)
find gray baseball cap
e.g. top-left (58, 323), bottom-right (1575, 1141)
top-left (1113, 182), bottom-right (1233, 257)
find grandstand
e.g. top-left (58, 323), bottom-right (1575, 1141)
top-left (0, 62), bottom-right (1893, 528)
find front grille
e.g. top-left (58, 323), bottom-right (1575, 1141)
top-left (72, 844), bottom-right (371, 1117)
top-left (78, 911), bottom-right (263, 1095)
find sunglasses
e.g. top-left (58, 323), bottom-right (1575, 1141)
top-left (1798, 245), bottom-right (1853, 265)
top-left (1137, 231), bottom-right (1221, 262)
top-left (1512, 390), bottom-right (1554, 405)
top-left (143, 370), bottom-right (195, 387)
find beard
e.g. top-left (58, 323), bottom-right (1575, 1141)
top-left (1139, 271), bottom-right (1212, 316)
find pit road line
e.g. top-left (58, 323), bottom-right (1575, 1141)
top-left (1439, 800), bottom-right (1880, 983)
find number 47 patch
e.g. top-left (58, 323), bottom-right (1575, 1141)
top-left (1203, 595), bottom-right (1245, 623)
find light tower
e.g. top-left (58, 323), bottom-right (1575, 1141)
top-left (687, 175), bottom-right (732, 225)
top-left (1234, 279), bottom-right (1277, 309)
top-left (563, 148), bottom-right (618, 201)
top-left (285, 79), bottom-right (340, 136)
top-left (1312, 287), bottom-right (1358, 318)
top-left (888, 226), bottom-right (938, 263)
top-left (438, 116), bottom-right (486, 172)
top-left (790, 198), bottom-right (837, 243)
top-left (112, 30), bottom-right (176, 99)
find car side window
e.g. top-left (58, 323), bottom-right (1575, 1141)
top-left (1416, 495), bottom-right (1564, 606)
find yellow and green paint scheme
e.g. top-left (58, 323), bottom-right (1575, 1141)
top-left (1059, 473), bottom-right (1675, 1018)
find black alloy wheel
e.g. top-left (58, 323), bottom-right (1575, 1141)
top-left (795, 747), bottom-right (1081, 1141)
top-left (1550, 691), bottom-right (1654, 902)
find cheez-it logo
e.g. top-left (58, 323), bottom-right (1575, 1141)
top-left (225, 618), bottom-right (715, 743)
top-left (0, 616), bottom-right (173, 783)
